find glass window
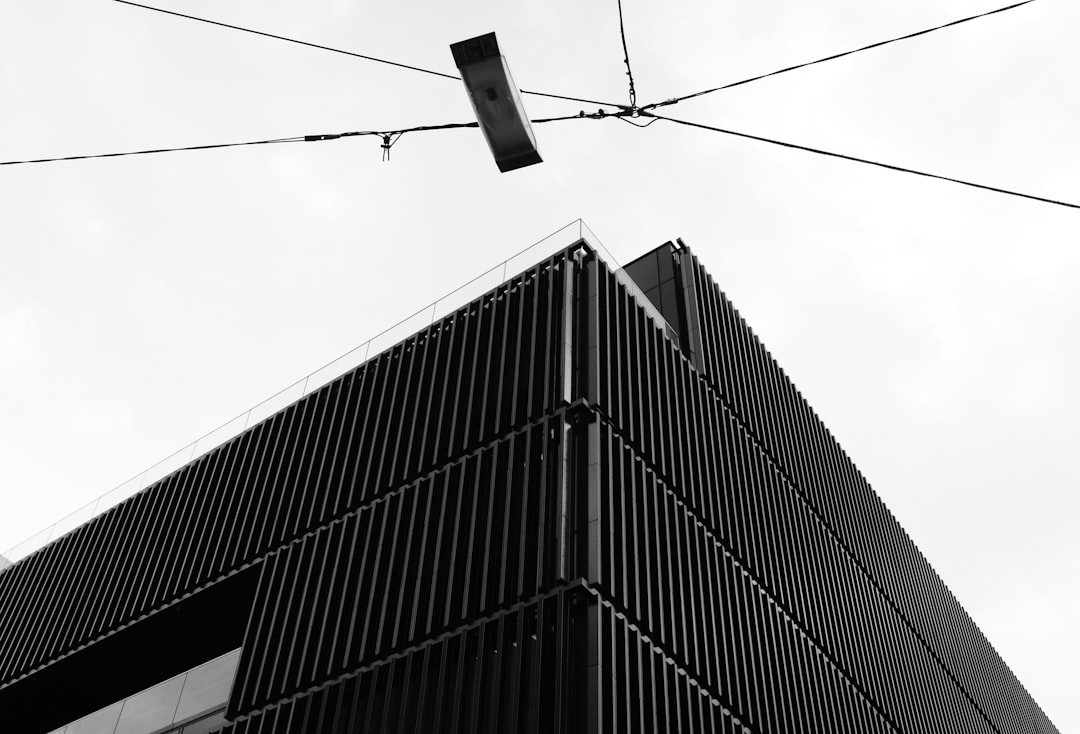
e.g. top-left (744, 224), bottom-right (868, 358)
top-left (179, 708), bottom-right (228, 734)
top-left (65, 701), bottom-right (123, 734)
top-left (173, 650), bottom-right (241, 723)
top-left (113, 674), bottom-right (186, 734)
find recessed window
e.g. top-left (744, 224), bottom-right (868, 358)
top-left (48, 649), bottom-right (240, 734)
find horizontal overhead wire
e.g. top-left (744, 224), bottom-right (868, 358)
top-left (112, 0), bottom-right (618, 108)
top-left (0, 111), bottom-right (621, 167)
top-left (641, 0), bottom-right (1038, 111)
top-left (644, 112), bottom-right (1079, 210)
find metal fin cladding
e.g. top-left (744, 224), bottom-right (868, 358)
top-left (0, 252), bottom-right (568, 687)
top-left (0, 240), bottom-right (1059, 734)
top-left (585, 245), bottom-right (1056, 734)
top-left (229, 418), bottom-right (566, 713)
top-left (217, 588), bottom-right (585, 734)
top-left (682, 249), bottom-right (1053, 733)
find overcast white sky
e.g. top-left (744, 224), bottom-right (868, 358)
top-left (1, 0), bottom-right (1077, 728)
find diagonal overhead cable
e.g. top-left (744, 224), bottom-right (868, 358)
top-left (0, 135), bottom-right (310, 166)
top-left (0, 111), bottom-right (620, 167)
top-left (644, 112), bottom-right (1078, 210)
top-left (615, 0), bottom-right (637, 109)
top-left (641, 0), bottom-right (1037, 111)
top-left (112, 0), bottom-right (618, 108)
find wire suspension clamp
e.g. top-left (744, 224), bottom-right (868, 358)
top-left (381, 133), bottom-right (402, 162)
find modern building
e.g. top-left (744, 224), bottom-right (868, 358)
top-left (0, 236), bottom-right (1059, 734)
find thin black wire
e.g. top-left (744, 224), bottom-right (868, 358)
top-left (641, 0), bottom-right (1037, 111)
top-left (522, 89), bottom-right (618, 107)
top-left (113, 0), bottom-right (457, 81)
top-left (112, 0), bottom-right (618, 109)
top-left (0, 136), bottom-right (308, 166)
top-left (616, 0), bottom-right (637, 108)
top-left (617, 115), bottom-right (659, 128)
top-left (534, 111), bottom-right (624, 124)
top-left (0, 111), bottom-right (622, 167)
top-left (645, 112), bottom-right (1079, 210)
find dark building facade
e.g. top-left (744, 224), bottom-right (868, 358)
top-left (0, 239), bottom-right (1059, 734)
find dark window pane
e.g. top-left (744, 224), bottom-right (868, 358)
top-left (656, 247), bottom-right (674, 283)
top-left (659, 281), bottom-right (681, 336)
top-left (625, 252), bottom-right (661, 292)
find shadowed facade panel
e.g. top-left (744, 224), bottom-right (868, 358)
top-left (594, 600), bottom-right (750, 734)
top-left (594, 420), bottom-right (992, 734)
top-left (230, 420), bottom-right (566, 713)
top-left (217, 589), bottom-right (585, 734)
